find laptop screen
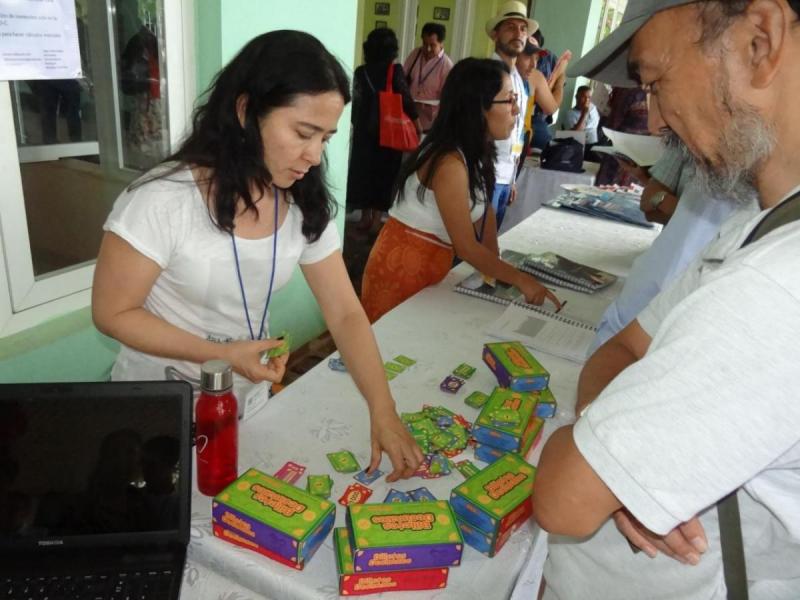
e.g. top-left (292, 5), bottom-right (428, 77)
top-left (0, 381), bottom-right (192, 550)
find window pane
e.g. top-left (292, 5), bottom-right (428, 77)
top-left (9, 0), bottom-right (170, 278)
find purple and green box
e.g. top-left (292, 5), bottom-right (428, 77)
top-left (472, 388), bottom-right (538, 452)
top-left (449, 453), bottom-right (535, 550)
top-left (482, 342), bottom-right (549, 391)
top-left (212, 468), bottom-right (335, 569)
top-left (346, 501), bottom-right (463, 573)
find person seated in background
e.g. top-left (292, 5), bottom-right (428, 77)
top-left (534, 0), bottom-right (800, 598)
top-left (564, 85), bottom-right (601, 159)
top-left (589, 144), bottom-right (745, 354)
top-left (360, 58), bottom-right (560, 323)
top-left (515, 38), bottom-right (569, 174)
top-left (403, 22), bottom-right (454, 134)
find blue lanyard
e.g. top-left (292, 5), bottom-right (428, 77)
top-left (231, 186), bottom-right (279, 341)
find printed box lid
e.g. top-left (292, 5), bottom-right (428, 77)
top-left (451, 453), bottom-right (535, 519)
top-left (334, 527), bottom-right (356, 575)
top-left (214, 468), bottom-right (334, 541)
top-left (348, 501), bottom-right (462, 549)
top-left (483, 342), bottom-right (549, 379)
top-left (474, 388), bottom-right (537, 439)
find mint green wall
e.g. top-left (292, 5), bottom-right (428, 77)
top-left (470, 0), bottom-right (503, 58)
top-left (532, 0), bottom-right (603, 125)
top-left (357, 0), bottom-right (403, 63)
top-left (196, 0), bottom-right (358, 349)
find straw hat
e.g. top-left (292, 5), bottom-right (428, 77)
top-left (485, 0), bottom-right (539, 37)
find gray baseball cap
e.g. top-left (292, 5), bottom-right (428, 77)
top-left (567, 0), bottom-right (696, 87)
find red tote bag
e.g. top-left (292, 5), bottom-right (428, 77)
top-left (378, 63), bottom-right (419, 152)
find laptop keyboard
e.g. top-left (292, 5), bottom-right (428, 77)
top-left (4, 569), bottom-right (175, 600)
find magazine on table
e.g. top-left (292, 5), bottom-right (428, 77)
top-left (520, 251), bottom-right (618, 293)
top-left (547, 186), bottom-right (654, 228)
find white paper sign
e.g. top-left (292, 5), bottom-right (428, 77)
top-left (0, 0), bottom-right (82, 81)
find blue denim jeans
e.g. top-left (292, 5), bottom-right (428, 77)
top-left (492, 183), bottom-right (512, 230)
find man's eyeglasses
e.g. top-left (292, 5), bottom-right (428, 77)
top-left (491, 92), bottom-right (519, 105)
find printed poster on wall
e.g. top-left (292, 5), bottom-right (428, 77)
top-left (0, 0), bottom-right (81, 81)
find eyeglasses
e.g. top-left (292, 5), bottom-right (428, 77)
top-left (491, 92), bottom-right (519, 105)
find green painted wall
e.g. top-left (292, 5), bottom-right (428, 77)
top-left (532, 0), bottom-right (604, 125)
top-left (358, 0), bottom-right (404, 57)
top-left (415, 0), bottom-right (456, 55)
top-left (470, 0), bottom-right (503, 58)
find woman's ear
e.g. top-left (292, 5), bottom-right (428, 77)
top-left (235, 94), bottom-right (249, 128)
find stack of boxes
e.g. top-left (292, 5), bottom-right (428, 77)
top-left (211, 469), bottom-right (335, 570)
top-left (334, 501), bottom-right (463, 595)
top-left (450, 453), bottom-right (536, 557)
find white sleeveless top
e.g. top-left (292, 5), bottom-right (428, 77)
top-left (388, 156), bottom-right (487, 244)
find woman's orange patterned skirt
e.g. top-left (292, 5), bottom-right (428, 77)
top-left (361, 217), bottom-right (455, 323)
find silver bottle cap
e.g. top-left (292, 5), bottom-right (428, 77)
top-left (200, 359), bottom-right (233, 392)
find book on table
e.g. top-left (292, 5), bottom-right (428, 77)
top-left (520, 251), bottom-right (618, 294)
top-left (547, 186), bottom-right (654, 228)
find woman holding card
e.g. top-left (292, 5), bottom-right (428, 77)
top-left (92, 30), bottom-right (423, 481)
top-left (361, 58), bottom-right (561, 322)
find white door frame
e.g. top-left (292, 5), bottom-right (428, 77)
top-left (399, 0), bottom-right (477, 63)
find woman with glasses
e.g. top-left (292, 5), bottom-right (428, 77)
top-left (361, 58), bottom-right (561, 322)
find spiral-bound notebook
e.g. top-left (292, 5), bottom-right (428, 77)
top-left (521, 252), bottom-right (618, 293)
top-left (486, 303), bottom-right (596, 363)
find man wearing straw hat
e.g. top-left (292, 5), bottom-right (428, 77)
top-left (532, 1), bottom-right (800, 598)
top-left (486, 0), bottom-right (538, 229)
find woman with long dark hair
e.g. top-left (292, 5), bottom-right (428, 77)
top-left (361, 58), bottom-right (560, 322)
top-left (347, 27), bottom-right (420, 235)
top-left (92, 30), bottom-right (423, 481)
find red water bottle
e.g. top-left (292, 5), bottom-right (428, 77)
top-left (195, 359), bottom-right (238, 496)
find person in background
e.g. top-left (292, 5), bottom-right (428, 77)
top-left (360, 58), bottom-right (560, 323)
top-left (565, 85), bottom-right (601, 158)
top-left (594, 84), bottom-right (649, 185)
top-left (529, 28), bottom-right (558, 150)
top-left (486, 0), bottom-right (537, 230)
top-left (92, 30), bottom-right (423, 482)
top-left (589, 145), bottom-right (743, 354)
top-left (347, 28), bottom-right (420, 237)
top-left (515, 38), bottom-right (569, 175)
top-left (534, 1), bottom-right (800, 597)
top-left (403, 22), bottom-right (453, 133)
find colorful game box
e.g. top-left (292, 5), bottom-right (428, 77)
top-left (346, 501), bottom-right (463, 573)
top-left (212, 522), bottom-right (303, 570)
top-left (334, 528), bottom-right (449, 595)
top-left (474, 442), bottom-right (505, 464)
top-left (212, 469), bottom-right (335, 569)
top-left (450, 453), bottom-right (535, 555)
top-left (534, 387), bottom-right (558, 418)
top-left (455, 518), bottom-right (517, 558)
top-left (482, 342), bottom-right (550, 391)
top-left (472, 388), bottom-right (538, 452)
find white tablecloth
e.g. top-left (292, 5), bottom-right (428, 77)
top-left (501, 160), bottom-right (598, 234)
top-left (181, 208), bottom-right (658, 600)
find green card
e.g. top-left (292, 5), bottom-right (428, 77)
top-left (394, 354), bottom-right (417, 367)
top-left (384, 361), bottom-right (406, 374)
top-left (306, 474), bottom-right (333, 498)
top-left (326, 450), bottom-right (360, 473)
top-left (261, 331), bottom-right (292, 360)
top-left (453, 363), bottom-right (476, 379)
top-left (465, 391), bottom-right (489, 409)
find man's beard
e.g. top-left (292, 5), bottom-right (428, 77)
top-left (496, 38), bottom-right (524, 57)
top-left (662, 72), bottom-right (774, 206)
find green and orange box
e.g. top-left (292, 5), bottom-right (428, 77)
top-left (482, 341), bottom-right (550, 392)
top-left (334, 527), bottom-right (449, 595)
top-left (534, 387), bottom-right (558, 418)
top-left (345, 501), bottom-right (463, 573)
top-left (449, 453), bottom-right (536, 557)
top-left (212, 468), bottom-right (335, 569)
top-left (472, 388), bottom-right (538, 452)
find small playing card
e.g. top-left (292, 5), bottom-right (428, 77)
top-left (260, 331), bottom-right (292, 362)
top-left (408, 487), bottom-right (437, 501)
top-left (385, 369), bottom-right (399, 381)
top-left (393, 355), bottom-right (417, 367)
top-left (427, 453), bottom-right (452, 477)
top-left (328, 357), bottom-right (347, 372)
top-left (384, 489), bottom-right (413, 503)
top-left (306, 474), bottom-right (333, 498)
top-left (436, 415), bottom-right (454, 428)
top-left (338, 483), bottom-right (373, 506)
top-left (273, 461), bottom-right (306, 484)
top-left (440, 375), bottom-right (465, 394)
top-left (384, 361), bottom-right (406, 374)
top-left (354, 467), bottom-right (384, 485)
top-left (452, 363), bottom-right (476, 379)
top-left (327, 450), bottom-right (360, 473)
top-left (464, 391), bottom-right (489, 409)
top-left (454, 459), bottom-right (480, 479)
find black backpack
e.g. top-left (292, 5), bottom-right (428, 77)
top-left (540, 138), bottom-right (585, 173)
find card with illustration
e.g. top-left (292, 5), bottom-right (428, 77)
top-left (440, 375), bottom-right (465, 394)
top-left (327, 450), bottom-right (360, 473)
top-left (393, 354), bottom-right (417, 367)
top-left (384, 361), bottom-right (406, 374)
top-left (465, 391), bottom-right (489, 409)
top-left (452, 363), bottom-right (476, 379)
top-left (273, 461), bottom-right (306, 484)
top-left (338, 483), bottom-right (373, 506)
top-left (306, 474), bottom-right (333, 498)
top-left (354, 467), bottom-right (384, 485)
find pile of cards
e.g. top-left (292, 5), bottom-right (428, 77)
top-left (383, 486), bottom-right (437, 503)
top-left (401, 405), bottom-right (471, 458)
top-left (439, 362), bottom-right (477, 394)
top-left (384, 354), bottom-right (417, 381)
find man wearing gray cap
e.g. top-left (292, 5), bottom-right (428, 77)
top-left (532, 1), bottom-right (800, 599)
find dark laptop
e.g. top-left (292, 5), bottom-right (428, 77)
top-left (0, 381), bottom-right (193, 600)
